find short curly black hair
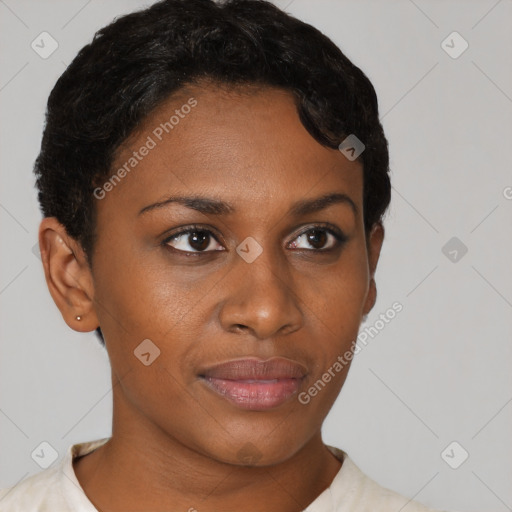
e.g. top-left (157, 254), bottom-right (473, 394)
top-left (34, 0), bottom-right (391, 346)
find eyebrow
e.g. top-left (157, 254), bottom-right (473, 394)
top-left (138, 192), bottom-right (358, 218)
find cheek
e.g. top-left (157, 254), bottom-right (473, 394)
top-left (93, 257), bottom-right (205, 427)
top-left (92, 248), bottom-right (211, 394)
top-left (93, 246), bottom-right (195, 339)
top-left (302, 244), bottom-right (369, 340)
top-left (299, 257), bottom-right (368, 416)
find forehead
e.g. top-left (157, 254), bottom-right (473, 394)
top-left (98, 83), bottom-right (363, 220)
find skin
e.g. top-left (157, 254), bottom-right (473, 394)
top-left (39, 83), bottom-right (384, 512)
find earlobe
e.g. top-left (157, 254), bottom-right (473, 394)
top-left (38, 217), bottom-right (99, 333)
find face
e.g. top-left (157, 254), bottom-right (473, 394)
top-left (43, 83), bottom-right (383, 466)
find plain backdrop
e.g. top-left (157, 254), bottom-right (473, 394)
top-left (1, 1), bottom-right (511, 510)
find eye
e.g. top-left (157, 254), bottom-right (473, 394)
top-left (162, 223), bottom-right (347, 256)
top-left (288, 225), bottom-right (346, 251)
top-left (163, 226), bottom-right (224, 254)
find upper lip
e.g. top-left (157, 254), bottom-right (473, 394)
top-left (199, 357), bottom-right (307, 380)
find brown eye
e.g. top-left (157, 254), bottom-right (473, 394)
top-left (164, 228), bottom-right (224, 253)
top-left (187, 231), bottom-right (211, 251)
top-left (289, 225), bottom-right (346, 251)
top-left (305, 229), bottom-right (328, 250)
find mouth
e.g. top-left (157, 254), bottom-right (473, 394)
top-left (198, 357), bottom-right (307, 411)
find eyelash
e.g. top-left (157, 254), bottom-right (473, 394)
top-left (161, 223), bottom-right (347, 256)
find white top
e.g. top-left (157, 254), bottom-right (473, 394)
top-left (0, 438), bottom-right (445, 511)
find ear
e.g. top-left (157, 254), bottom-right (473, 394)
top-left (38, 217), bottom-right (99, 333)
top-left (362, 222), bottom-right (385, 317)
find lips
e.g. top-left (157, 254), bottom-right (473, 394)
top-left (199, 358), bottom-right (307, 410)
top-left (200, 357), bottom-right (307, 380)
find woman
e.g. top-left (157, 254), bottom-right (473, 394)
top-left (0, 0), bottom-right (449, 510)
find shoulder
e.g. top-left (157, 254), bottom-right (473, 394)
top-left (0, 437), bottom-right (109, 512)
top-left (322, 446), bottom-right (449, 512)
top-left (0, 464), bottom-right (64, 511)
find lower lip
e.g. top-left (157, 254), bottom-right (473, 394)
top-left (201, 377), bottom-right (303, 410)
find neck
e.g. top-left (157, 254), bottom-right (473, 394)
top-left (73, 375), bottom-right (343, 512)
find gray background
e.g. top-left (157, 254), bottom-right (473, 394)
top-left (1, 0), bottom-right (511, 510)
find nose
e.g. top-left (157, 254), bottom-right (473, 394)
top-left (218, 246), bottom-right (304, 340)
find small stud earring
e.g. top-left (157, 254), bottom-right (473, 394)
top-left (76, 316), bottom-right (82, 321)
